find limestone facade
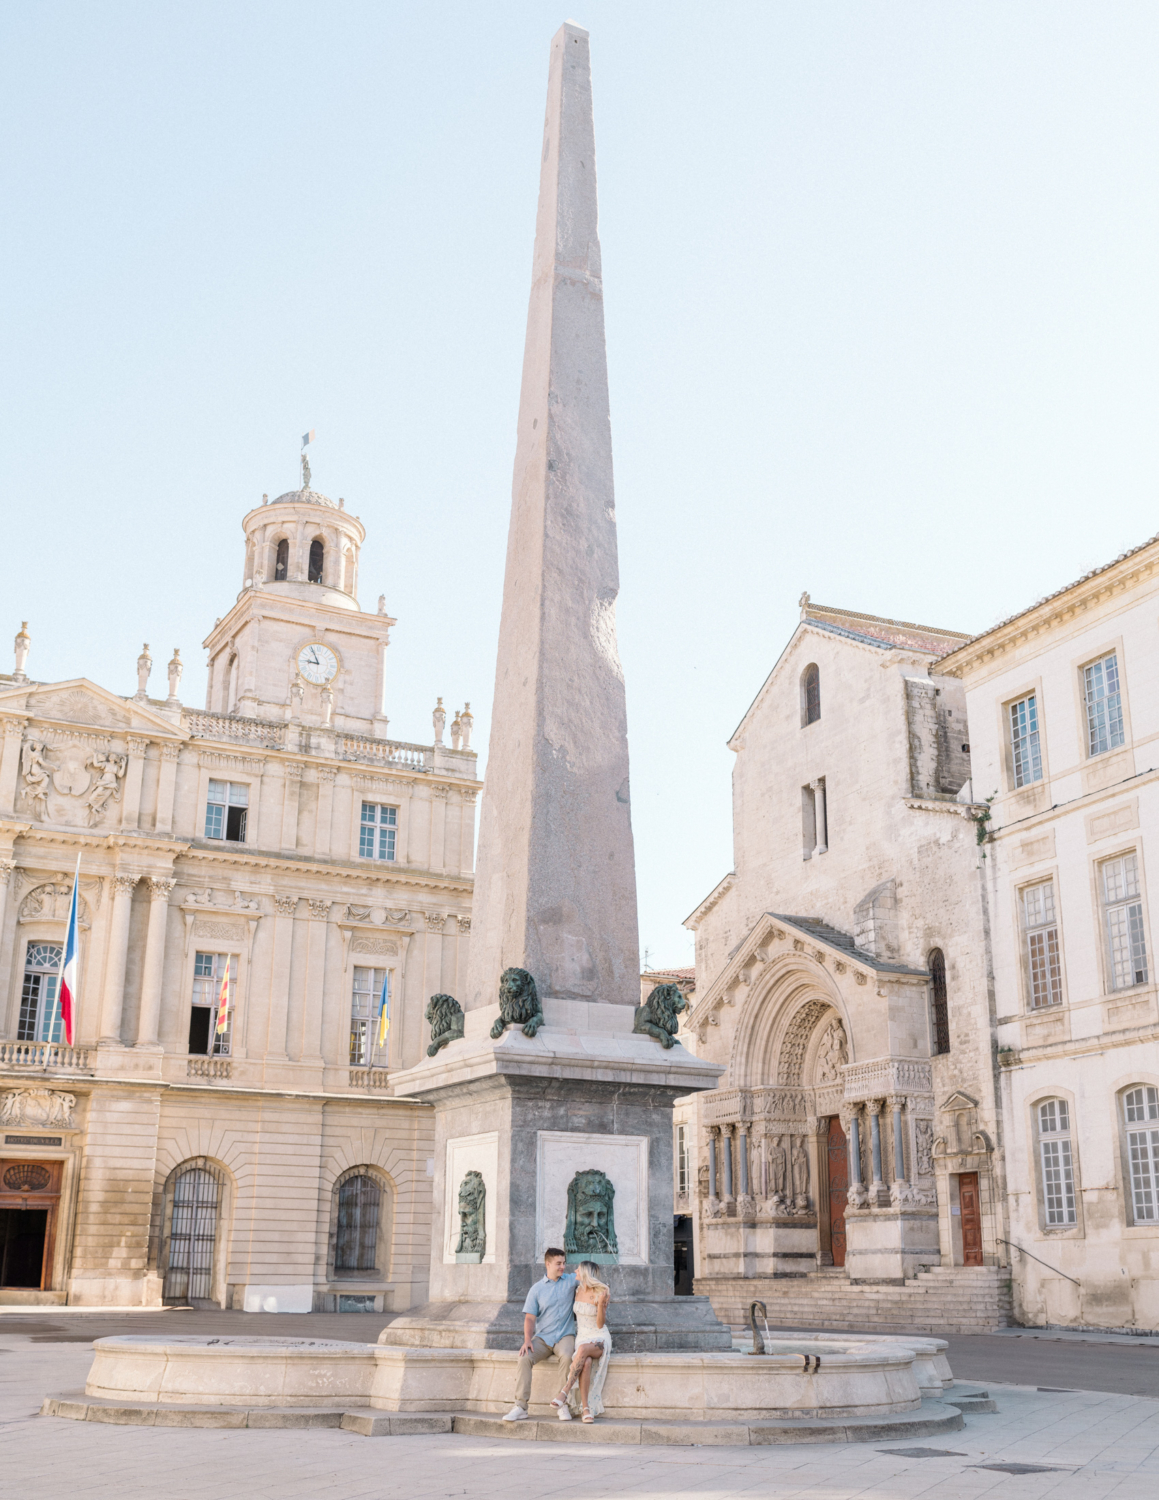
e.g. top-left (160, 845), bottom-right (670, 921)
top-left (940, 532), bottom-right (1159, 1331)
top-left (0, 483), bottom-right (479, 1310)
top-left (680, 600), bottom-right (1008, 1321)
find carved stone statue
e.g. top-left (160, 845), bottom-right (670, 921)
top-left (814, 1020), bottom-right (848, 1084)
top-left (915, 1119), bottom-right (934, 1177)
top-left (136, 643), bottom-right (152, 699)
top-left (460, 704), bottom-right (473, 749)
top-left (490, 966), bottom-right (544, 1039)
top-left (20, 738), bottom-right (50, 817)
top-left (791, 1135), bottom-right (810, 1210)
top-left (632, 981), bottom-right (685, 1048)
top-left (432, 697), bottom-right (445, 746)
top-left (84, 751), bottom-right (126, 826)
top-left (455, 1170), bottom-right (486, 1260)
top-left (425, 992), bottom-right (465, 1055)
top-left (450, 710), bottom-right (463, 751)
top-left (563, 1168), bottom-right (618, 1261)
top-left (301, 451), bottom-right (311, 489)
top-left (697, 1162), bottom-right (709, 1198)
top-left (767, 1134), bottom-right (788, 1199)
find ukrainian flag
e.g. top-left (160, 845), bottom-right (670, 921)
top-left (376, 970), bottom-right (391, 1048)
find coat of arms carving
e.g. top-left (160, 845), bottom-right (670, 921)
top-left (20, 736), bottom-right (126, 827)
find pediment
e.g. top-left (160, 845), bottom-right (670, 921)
top-left (940, 1090), bottom-right (979, 1112)
top-left (0, 678), bottom-right (186, 739)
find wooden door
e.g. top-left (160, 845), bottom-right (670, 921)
top-left (958, 1171), bottom-right (983, 1266)
top-left (826, 1118), bottom-right (848, 1268)
top-left (0, 1159), bottom-right (63, 1290)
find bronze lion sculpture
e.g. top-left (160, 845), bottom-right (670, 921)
top-left (425, 992), bottom-right (465, 1055)
top-left (490, 966), bottom-right (544, 1039)
top-left (632, 981), bottom-right (686, 1048)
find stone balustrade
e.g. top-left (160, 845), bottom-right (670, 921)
top-left (186, 1057), bottom-right (232, 1081)
top-left (0, 1040), bottom-right (92, 1072)
top-left (349, 1068), bottom-right (390, 1091)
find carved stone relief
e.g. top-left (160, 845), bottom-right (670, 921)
top-left (0, 1089), bottom-right (76, 1127)
top-left (20, 736), bottom-right (127, 827)
top-left (351, 938), bottom-right (399, 957)
top-left (814, 1020), bottom-right (848, 1084)
top-left (778, 1000), bottom-right (831, 1086)
top-left (18, 883), bottom-right (92, 930)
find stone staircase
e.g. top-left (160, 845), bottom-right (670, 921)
top-left (696, 1265), bottom-right (1013, 1336)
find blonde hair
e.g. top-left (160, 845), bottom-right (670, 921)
top-left (575, 1260), bottom-right (610, 1295)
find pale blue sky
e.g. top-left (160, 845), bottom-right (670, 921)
top-left (5, 4), bottom-right (1158, 965)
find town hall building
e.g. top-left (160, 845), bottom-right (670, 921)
top-left (0, 478), bottom-right (479, 1311)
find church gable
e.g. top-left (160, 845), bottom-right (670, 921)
top-left (0, 678), bottom-right (187, 739)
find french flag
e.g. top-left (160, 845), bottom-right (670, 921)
top-left (57, 855), bottom-right (80, 1047)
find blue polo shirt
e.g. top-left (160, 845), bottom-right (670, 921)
top-left (523, 1271), bottom-right (577, 1346)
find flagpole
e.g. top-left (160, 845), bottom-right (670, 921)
top-left (53, 853), bottom-right (81, 1047)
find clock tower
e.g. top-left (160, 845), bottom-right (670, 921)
top-left (203, 481), bottom-right (397, 737)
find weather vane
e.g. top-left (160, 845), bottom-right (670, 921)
top-left (301, 428), bottom-right (315, 489)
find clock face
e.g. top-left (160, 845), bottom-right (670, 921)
top-left (297, 643), bottom-right (338, 685)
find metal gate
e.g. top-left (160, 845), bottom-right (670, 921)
top-left (163, 1161), bottom-right (223, 1303)
top-left (336, 1174), bottom-right (381, 1272)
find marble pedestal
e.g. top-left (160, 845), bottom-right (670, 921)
top-left (844, 1206), bottom-right (941, 1283)
top-left (383, 1001), bottom-right (731, 1352)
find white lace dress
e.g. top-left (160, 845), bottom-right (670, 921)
top-left (567, 1300), bottom-right (612, 1417)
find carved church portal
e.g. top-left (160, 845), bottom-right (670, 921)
top-left (958, 1172), bottom-right (983, 1266)
top-left (0, 1159), bottom-right (62, 1290)
top-left (825, 1119), bottom-right (849, 1267)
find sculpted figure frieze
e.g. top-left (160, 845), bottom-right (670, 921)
top-left (0, 1088), bottom-right (77, 1128)
top-left (20, 735), bottom-right (126, 827)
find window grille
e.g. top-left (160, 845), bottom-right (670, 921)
top-left (1022, 882), bottom-right (1062, 1008)
top-left (676, 1124), bottom-right (690, 1196)
top-left (1009, 694), bottom-right (1042, 787)
top-left (274, 538), bottom-right (289, 580)
top-left (163, 1161), bottom-right (224, 1302)
top-left (929, 948), bottom-right (950, 1054)
top-left (1037, 1099), bottom-right (1077, 1225)
top-left (190, 952), bottom-right (235, 1055)
top-left (1101, 853), bottom-right (1148, 990)
top-left (1124, 1086), bottom-right (1159, 1223)
top-left (336, 1174), bottom-right (381, 1272)
top-left (359, 802), bottom-right (397, 861)
top-left (308, 538), bottom-right (324, 583)
top-left (205, 779), bottom-right (249, 842)
top-left (350, 967), bottom-right (387, 1066)
top-left (803, 664), bottom-right (820, 726)
top-left (1084, 653), bottom-right (1125, 757)
top-left (17, 943), bottom-right (64, 1044)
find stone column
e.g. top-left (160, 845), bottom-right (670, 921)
top-left (99, 875), bottom-right (138, 1042)
top-left (265, 895), bottom-right (297, 1060)
top-left (721, 1123), bottom-right (735, 1203)
top-left (868, 1101), bottom-right (885, 1200)
top-left (297, 899), bottom-right (330, 1065)
top-left (847, 1110), bottom-right (863, 1191)
top-left (0, 718), bottom-right (27, 815)
top-left (707, 1126), bottom-right (718, 1200)
top-left (314, 767), bottom-right (336, 859)
top-left (810, 778), bottom-right (827, 856)
top-left (429, 784), bottom-right (449, 873)
top-left (0, 858), bottom-right (14, 945)
top-left (135, 877), bottom-right (175, 1047)
top-left (281, 763), bottom-right (303, 852)
top-left (121, 737), bottom-right (148, 831)
top-left (890, 1095), bottom-right (907, 1183)
top-left (153, 745), bottom-right (180, 835)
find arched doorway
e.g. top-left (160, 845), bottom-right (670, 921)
top-left (162, 1160), bottom-right (225, 1305)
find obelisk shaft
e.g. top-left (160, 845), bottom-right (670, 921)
top-left (465, 22), bottom-right (639, 1010)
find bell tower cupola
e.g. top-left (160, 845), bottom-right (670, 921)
top-left (203, 480), bottom-right (396, 738)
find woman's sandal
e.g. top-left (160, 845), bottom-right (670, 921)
top-left (582, 1405), bottom-right (594, 1423)
top-left (550, 1392), bottom-right (569, 1410)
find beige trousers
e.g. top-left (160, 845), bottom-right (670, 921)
top-left (514, 1334), bottom-right (576, 1408)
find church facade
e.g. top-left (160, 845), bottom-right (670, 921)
top-left (681, 600), bottom-right (1013, 1332)
top-left (0, 481), bottom-right (479, 1310)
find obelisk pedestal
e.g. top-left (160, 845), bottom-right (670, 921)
top-left (384, 23), bottom-right (729, 1354)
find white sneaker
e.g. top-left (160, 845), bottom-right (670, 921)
top-left (502, 1405), bottom-right (529, 1422)
top-left (557, 1404), bottom-right (572, 1421)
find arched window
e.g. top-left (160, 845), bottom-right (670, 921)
top-left (929, 949), bottom-right (950, 1055)
top-left (335, 1173), bottom-right (381, 1272)
top-left (162, 1160), bottom-right (225, 1303)
top-left (1035, 1099), bottom-right (1077, 1226)
top-left (802, 664), bottom-right (820, 726)
top-left (18, 943), bottom-right (63, 1043)
top-left (274, 538), bottom-right (289, 581)
top-left (1122, 1085), bottom-right (1159, 1224)
top-left (308, 538), bottom-right (324, 584)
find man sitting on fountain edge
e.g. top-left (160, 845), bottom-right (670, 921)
top-left (504, 1247), bottom-right (577, 1421)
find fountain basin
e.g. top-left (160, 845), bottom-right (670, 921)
top-left (83, 1334), bottom-right (926, 1421)
top-left (753, 1331), bottom-right (953, 1397)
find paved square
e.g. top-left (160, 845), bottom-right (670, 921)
top-left (5, 1321), bottom-right (1159, 1500)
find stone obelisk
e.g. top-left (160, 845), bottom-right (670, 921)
top-left (386, 23), bottom-right (728, 1353)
